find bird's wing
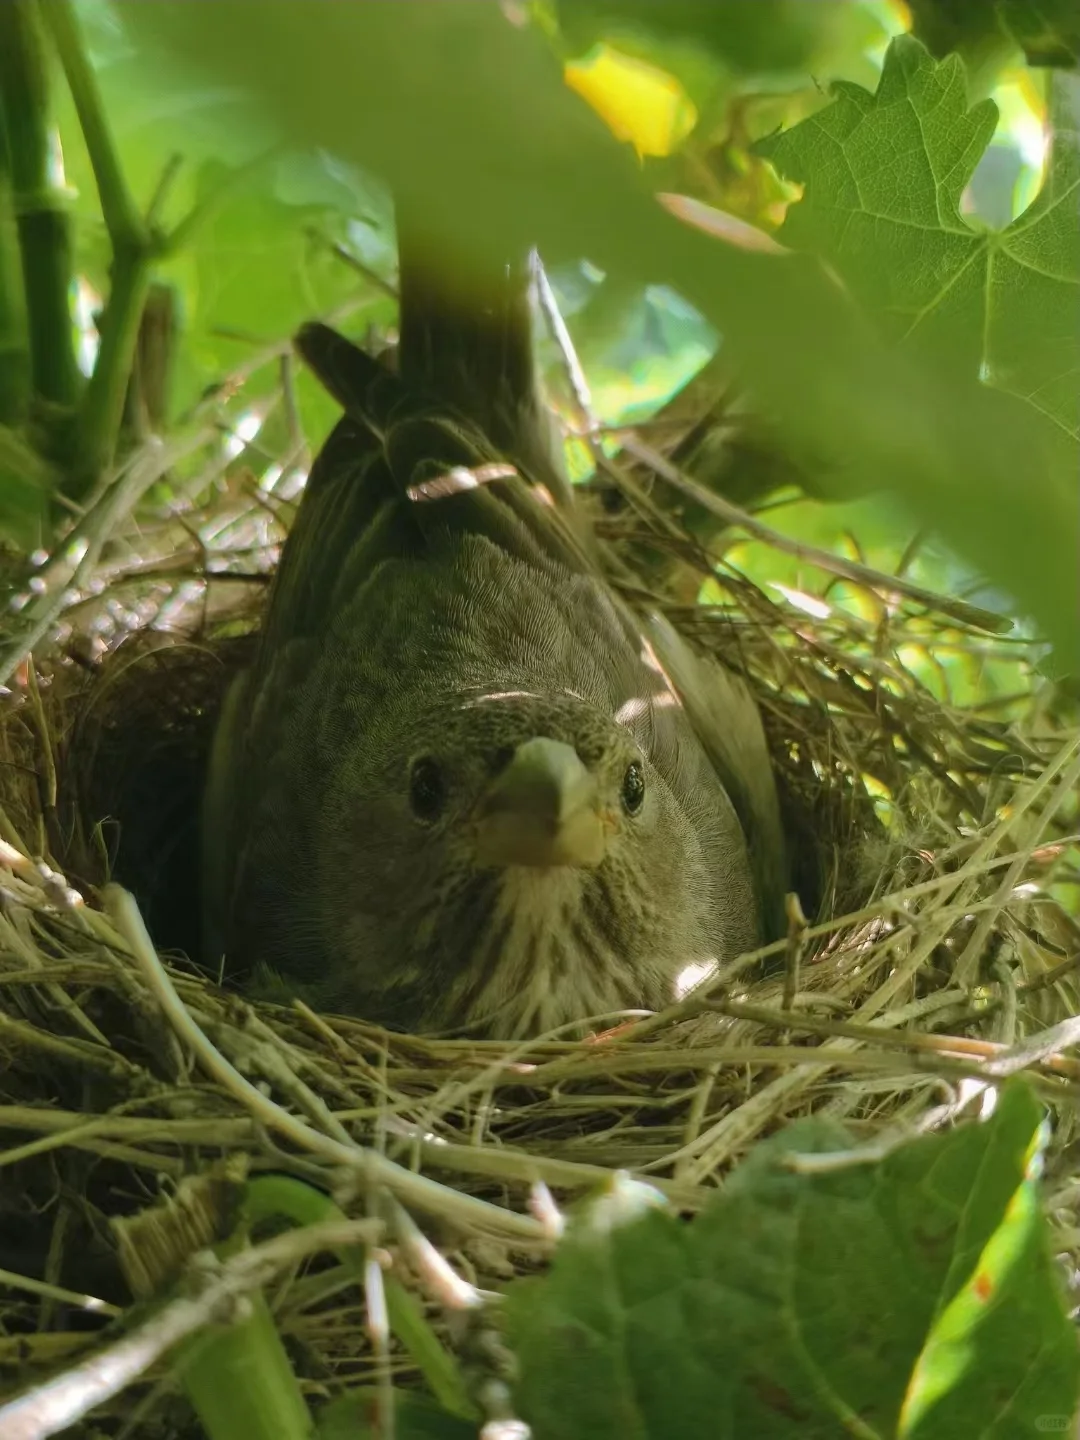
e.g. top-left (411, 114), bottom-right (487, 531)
top-left (253, 406), bottom-right (425, 664)
top-left (642, 610), bottom-right (789, 942)
top-left (201, 663), bottom-right (252, 965)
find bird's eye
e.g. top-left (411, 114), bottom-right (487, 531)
top-left (621, 761), bottom-right (645, 816)
top-left (408, 757), bottom-right (446, 822)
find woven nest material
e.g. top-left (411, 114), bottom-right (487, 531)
top-left (1, 338), bottom-right (1078, 1433)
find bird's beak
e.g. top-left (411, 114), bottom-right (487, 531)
top-left (474, 737), bottom-right (606, 868)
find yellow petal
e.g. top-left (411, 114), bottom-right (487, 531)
top-left (565, 44), bottom-right (697, 158)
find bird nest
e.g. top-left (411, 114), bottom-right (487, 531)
top-left (1, 339), bottom-right (1078, 1434)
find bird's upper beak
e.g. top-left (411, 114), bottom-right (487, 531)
top-left (474, 737), bottom-right (607, 868)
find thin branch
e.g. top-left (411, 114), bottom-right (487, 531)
top-left (533, 255), bottom-right (593, 425)
top-left (953, 739), bottom-right (1080, 986)
top-left (0, 1266), bottom-right (121, 1319)
top-left (0, 423), bottom-right (217, 687)
top-left (143, 152), bottom-right (183, 230)
top-left (309, 227), bottom-right (399, 299)
top-left (74, 246), bottom-right (152, 487)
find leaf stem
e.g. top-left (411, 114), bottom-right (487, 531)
top-left (0, 0), bottom-right (80, 420)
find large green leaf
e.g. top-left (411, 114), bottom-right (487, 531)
top-left (759, 36), bottom-right (1079, 443)
top-left (505, 1083), bottom-right (1077, 1439)
top-left (757, 37), bottom-right (1079, 666)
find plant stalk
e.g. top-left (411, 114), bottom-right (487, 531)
top-left (0, 0), bottom-right (80, 420)
top-left (40, 0), bottom-right (147, 250)
top-left (0, 103), bottom-right (31, 425)
top-left (40, 0), bottom-right (156, 496)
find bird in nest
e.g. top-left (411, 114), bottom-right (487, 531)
top-left (201, 214), bottom-right (788, 1039)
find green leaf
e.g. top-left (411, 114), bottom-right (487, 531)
top-left (759, 37), bottom-right (1078, 443)
top-left (188, 162), bottom-right (352, 337)
top-left (61, 3), bottom-right (398, 437)
top-left (505, 1082), bottom-right (1078, 1439)
top-left (902, 1117), bottom-right (1076, 1437)
top-left (170, 158), bottom-right (394, 432)
top-left (757, 37), bottom-right (1080, 666)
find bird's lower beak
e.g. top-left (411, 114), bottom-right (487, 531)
top-left (474, 737), bottom-right (606, 869)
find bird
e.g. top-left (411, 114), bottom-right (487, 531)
top-left (201, 213), bottom-right (788, 1039)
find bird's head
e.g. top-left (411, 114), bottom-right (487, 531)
top-left (315, 686), bottom-right (740, 1036)
top-left (407, 692), bottom-right (646, 871)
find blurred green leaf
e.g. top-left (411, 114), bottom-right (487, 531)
top-left (0, 423), bottom-right (53, 548)
top-left (242, 1176), bottom-right (475, 1422)
top-left (554, 0), bottom-right (863, 77)
top-left (505, 1082), bottom-right (1077, 1439)
top-left (163, 156), bottom-right (393, 426)
top-left (188, 162), bottom-right (360, 340)
top-left (317, 1389), bottom-right (474, 1440)
top-left (111, 8), bottom-right (1080, 662)
top-left (909, 0), bottom-right (1080, 68)
top-left (60, 2), bottom-right (272, 244)
top-left (176, 1290), bottom-right (312, 1440)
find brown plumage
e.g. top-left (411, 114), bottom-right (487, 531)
top-left (201, 224), bottom-right (787, 1037)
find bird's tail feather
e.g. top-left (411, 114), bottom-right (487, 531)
top-left (293, 205), bottom-right (592, 579)
top-left (395, 203), bottom-right (538, 445)
top-left (395, 202), bottom-right (571, 506)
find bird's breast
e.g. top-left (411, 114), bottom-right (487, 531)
top-left (430, 865), bottom-right (675, 1038)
